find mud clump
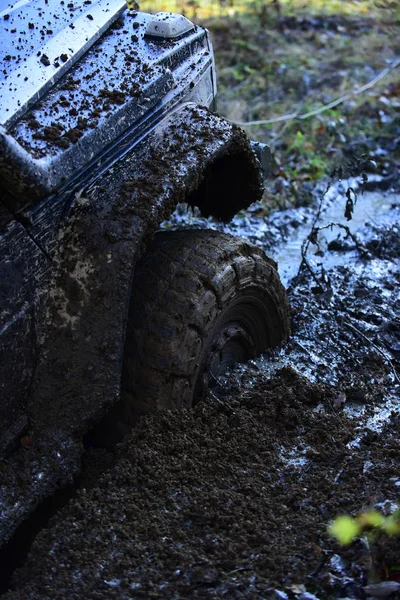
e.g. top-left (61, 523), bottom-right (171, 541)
top-left (4, 364), bottom-right (399, 599)
top-left (98, 88), bottom-right (126, 105)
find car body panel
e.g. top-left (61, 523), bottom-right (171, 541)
top-left (0, 0), bottom-right (264, 549)
top-left (0, 0), bottom-right (126, 128)
top-left (1, 7), bottom-right (214, 209)
top-left (0, 104), bottom-right (263, 546)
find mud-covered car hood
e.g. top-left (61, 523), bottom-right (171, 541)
top-left (0, 0), bottom-right (126, 128)
top-left (0, 2), bottom-right (213, 206)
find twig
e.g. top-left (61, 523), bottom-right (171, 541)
top-left (210, 372), bottom-right (224, 387)
top-left (291, 182), bottom-right (331, 287)
top-left (270, 118), bottom-right (293, 145)
top-left (314, 221), bottom-right (362, 250)
top-left (235, 111), bottom-right (298, 127)
top-left (333, 468), bottom-right (344, 484)
top-left (343, 321), bottom-right (400, 384)
top-left (293, 339), bottom-right (313, 357)
top-left (300, 239), bottom-right (324, 286)
top-left (291, 179), bottom-right (368, 289)
top-left (233, 56), bottom-right (400, 127)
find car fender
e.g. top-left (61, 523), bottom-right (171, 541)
top-left (31, 103), bottom-right (263, 435)
top-left (0, 104), bottom-right (263, 546)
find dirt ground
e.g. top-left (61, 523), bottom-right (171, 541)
top-left (2, 184), bottom-right (399, 598)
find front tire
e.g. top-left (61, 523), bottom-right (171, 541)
top-left (121, 230), bottom-right (290, 414)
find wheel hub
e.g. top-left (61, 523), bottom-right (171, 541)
top-left (208, 324), bottom-right (255, 381)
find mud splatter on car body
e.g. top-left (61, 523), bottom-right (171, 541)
top-left (0, 0), bottom-right (264, 548)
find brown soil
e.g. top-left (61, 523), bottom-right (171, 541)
top-left (3, 210), bottom-right (400, 598)
top-left (3, 369), bottom-right (399, 599)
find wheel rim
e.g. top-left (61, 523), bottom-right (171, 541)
top-left (208, 325), bottom-right (255, 379)
top-left (193, 291), bottom-right (272, 404)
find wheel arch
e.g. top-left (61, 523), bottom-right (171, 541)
top-left (185, 148), bottom-right (259, 221)
top-left (29, 104), bottom-right (264, 437)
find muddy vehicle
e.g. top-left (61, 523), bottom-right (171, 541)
top-left (0, 0), bottom-right (290, 547)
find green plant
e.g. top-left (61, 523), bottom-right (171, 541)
top-left (288, 130), bottom-right (306, 153)
top-left (307, 156), bottom-right (328, 179)
top-left (329, 508), bottom-right (400, 546)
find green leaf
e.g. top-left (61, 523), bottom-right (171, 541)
top-left (231, 68), bottom-right (244, 82)
top-left (381, 516), bottom-right (400, 536)
top-left (328, 515), bottom-right (361, 545)
top-left (357, 510), bottom-right (385, 528)
top-left (233, 39), bottom-right (249, 49)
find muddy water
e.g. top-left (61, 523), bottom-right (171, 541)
top-left (163, 180), bottom-right (400, 287)
top-left (271, 186), bottom-right (400, 286)
top-left (163, 180), bottom-right (400, 443)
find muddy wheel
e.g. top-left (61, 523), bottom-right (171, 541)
top-left (121, 230), bottom-right (290, 415)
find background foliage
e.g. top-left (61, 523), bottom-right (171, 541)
top-left (143, 0), bottom-right (400, 213)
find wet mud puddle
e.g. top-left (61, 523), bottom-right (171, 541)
top-left (164, 179), bottom-right (400, 440)
top-left (163, 179), bottom-right (399, 286)
top-left (269, 185), bottom-right (399, 286)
